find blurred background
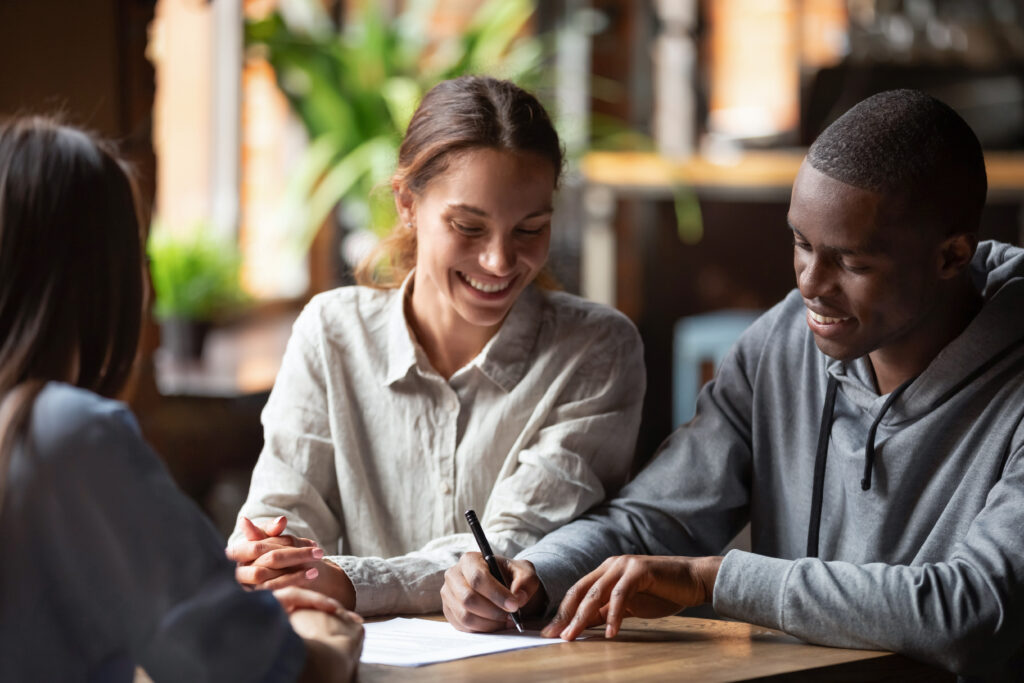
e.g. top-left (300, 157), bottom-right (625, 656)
top-left (3, 0), bottom-right (1024, 534)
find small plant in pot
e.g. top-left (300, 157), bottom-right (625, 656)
top-left (147, 221), bottom-right (248, 361)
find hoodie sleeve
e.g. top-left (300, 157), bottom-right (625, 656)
top-left (713, 439), bottom-right (1024, 677)
top-left (518, 308), bottom-right (766, 611)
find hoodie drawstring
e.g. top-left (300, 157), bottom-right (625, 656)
top-left (860, 376), bottom-right (916, 490)
top-left (806, 376), bottom-right (838, 558)
top-left (806, 373), bottom-right (916, 558)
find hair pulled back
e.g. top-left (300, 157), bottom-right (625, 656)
top-left (355, 75), bottom-right (563, 288)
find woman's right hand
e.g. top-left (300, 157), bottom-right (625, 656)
top-left (289, 603), bottom-right (364, 683)
top-left (441, 552), bottom-right (546, 632)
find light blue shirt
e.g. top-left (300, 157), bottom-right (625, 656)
top-left (0, 383), bottom-right (305, 682)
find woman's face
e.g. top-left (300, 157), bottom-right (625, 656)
top-left (403, 147), bottom-right (556, 336)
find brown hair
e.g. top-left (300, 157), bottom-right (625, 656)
top-left (0, 117), bottom-right (143, 509)
top-left (355, 75), bottom-right (564, 289)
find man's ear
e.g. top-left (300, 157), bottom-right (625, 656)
top-left (937, 232), bottom-right (977, 279)
top-left (393, 182), bottom-right (415, 229)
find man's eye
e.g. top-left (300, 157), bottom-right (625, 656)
top-left (842, 261), bottom-right (870, 273)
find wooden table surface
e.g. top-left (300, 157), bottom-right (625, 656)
top-left (360, 616), bottom-right (951, 682)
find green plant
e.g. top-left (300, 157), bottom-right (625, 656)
top-left (246, 0), bottom-right (544, 253)
top-left (147, 223), bottom-right (247, 321)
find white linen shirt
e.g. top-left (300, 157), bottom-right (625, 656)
top-left (231, 277), bottom-right (645, 615)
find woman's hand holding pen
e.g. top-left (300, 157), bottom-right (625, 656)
top-left (442, 552), bottom-right (546, 632)
top-left (227, 516), bottom-right (357, 610)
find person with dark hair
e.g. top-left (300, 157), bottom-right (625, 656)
top-left (227, 76), bottom-right (644, 616)
top-left (442, 89), bottom-right (1024, 677)
top-left (0, 116), bottom-right (364, 681)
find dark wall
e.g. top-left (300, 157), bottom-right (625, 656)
top-left (0, 0), bottom-right (156, 203)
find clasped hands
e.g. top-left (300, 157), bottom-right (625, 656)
top-left (226, 515), bottom-right (356, 610)
top-left (442, 552), bottom-right (723, 640)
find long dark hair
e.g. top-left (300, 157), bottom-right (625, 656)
top-left (355, 75), bottom-right (564, 288)
top-left (0, 117), bottom-right (143, 509)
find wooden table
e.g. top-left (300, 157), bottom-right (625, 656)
top-left (360, 616), bottom-right (951, 682)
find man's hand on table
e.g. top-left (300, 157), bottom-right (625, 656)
top-left (441, 553), bottom-right (723, 641)
top-left (227, 516), bottom-right (356, 610)
top-left (544, 555), bottom-right (724, 640)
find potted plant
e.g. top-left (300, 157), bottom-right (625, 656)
top-left (245, 0), bottom-right (544, 262)
top-left (147, 222), bottom-right (248, 360)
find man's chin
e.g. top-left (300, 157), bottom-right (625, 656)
top-left (812, 335), bottom-right (865, 363)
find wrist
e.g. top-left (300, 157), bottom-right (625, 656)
top-left (322, 559), bottom-right (356, 610)
top-left (694, 556), bottom-right (724, 604)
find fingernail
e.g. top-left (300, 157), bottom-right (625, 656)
top-left (305, 568), bottom-right (319, 579)
top-left (312, 548), bottom-right (324, 559)
top-left (504, 599), bottom-right (518, 611)
top-left (560, 627), bottom-right (570, 640)
top-left (605, 624), bottom-right (614, 638)
top-left (275, 515), bottom-right (286, 525)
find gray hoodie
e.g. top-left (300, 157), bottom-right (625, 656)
top-left (518, 240), bottom-right (1024, 678)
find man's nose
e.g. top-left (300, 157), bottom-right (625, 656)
top-left (797, 253), bottom-right (834, 300)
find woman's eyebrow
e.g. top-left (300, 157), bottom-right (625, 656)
top-left (446, 203), bottom-right (554, 220)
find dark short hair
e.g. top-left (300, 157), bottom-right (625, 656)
top-left (807, 89), bottom-right (987, 236)
top-left (356, 76), bottom-right (563, 288)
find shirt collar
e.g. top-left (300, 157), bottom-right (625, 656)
top-left (383, 271), bottom-right (544, 392)
top-left (383, 271), bottom-right (421, 386)
top-left (468, 284), bottom-right (543, 392)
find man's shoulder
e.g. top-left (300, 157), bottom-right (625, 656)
top-left (734, 290), bottom-right (811, 356)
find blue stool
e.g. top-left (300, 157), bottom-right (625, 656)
top-left (673, 310), bottom-right (762, 426)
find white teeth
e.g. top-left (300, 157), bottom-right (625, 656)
top-left (462, 273), bottom-right (512, 294)
top-left (808, 309), bottom-right (849, 324)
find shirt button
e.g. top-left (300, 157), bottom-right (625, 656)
top-left (442, 482), bottom-right (452, 494)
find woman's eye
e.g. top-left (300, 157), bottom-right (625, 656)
top-left (450, 220), bottom-right (482, 235)
top-left (792, 237), bottom-right (811, 251)
top-left (516, 226), bottom-right (546, 236)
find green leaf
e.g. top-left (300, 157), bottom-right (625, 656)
top-left (147, 222), bottom-right (247, 320)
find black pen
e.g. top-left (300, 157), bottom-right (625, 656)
top-left (465, 509), bottom-right (524, 632)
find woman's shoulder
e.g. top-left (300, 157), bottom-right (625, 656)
top-left (25, 383), bottom-right (140, 466)
top-left (297, 284), bottom-right (398, 336)
top-left (539, 289), bottom-right (640, 342)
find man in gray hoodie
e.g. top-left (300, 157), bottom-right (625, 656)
top-left (441, 89), bottom-right (1024, 678)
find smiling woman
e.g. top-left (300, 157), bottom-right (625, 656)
top-left (227, 76), bottom-right (647, 617)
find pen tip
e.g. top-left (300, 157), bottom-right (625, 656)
top-left (516, 623), bottom-right (524, 633)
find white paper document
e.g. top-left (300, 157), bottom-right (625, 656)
top-left (360, 617), bottom-right (562, 667)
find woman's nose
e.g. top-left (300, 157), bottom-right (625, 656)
top-left (481, 235), bottom-right (515, 274)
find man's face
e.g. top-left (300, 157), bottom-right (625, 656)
top-left (788, 161), bottom-right (944, 363)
